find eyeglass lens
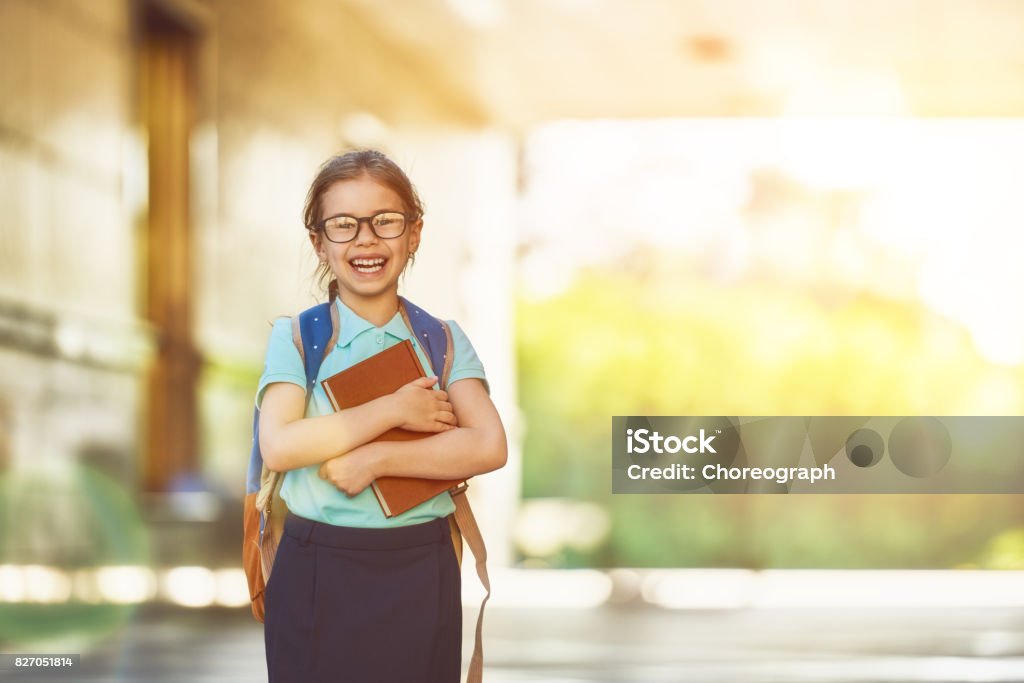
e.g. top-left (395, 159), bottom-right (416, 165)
top-left (322, 212), bottom-right (406, 242)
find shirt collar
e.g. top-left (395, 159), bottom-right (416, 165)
top-left (334, 297), bottom-right (411, 347)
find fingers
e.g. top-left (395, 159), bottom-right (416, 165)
top-left (414, 413), bottom-right (457, 432)
top-left (399, 378), bottom-right (446, 396)
top-left (399, 376), bottom-right (437, 392)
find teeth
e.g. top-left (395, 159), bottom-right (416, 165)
top-left (352, 257), bottom-right (384, 274)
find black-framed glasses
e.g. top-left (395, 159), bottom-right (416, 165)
top-left (312, 211), bottom-right (408, 243)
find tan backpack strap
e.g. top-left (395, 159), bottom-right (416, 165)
top-left (255, 468), bottom-right (281, 512)
top-left (440, 319), bottom-right (481, 681)
top-left (260, 316), bottom-right (296, 518)
top-left (255, 465), bottom-right (283, 586)
top-left (450, 484), bottom-right (489, 683)
top-left (326, 298), bottom-right (340, 355)
top-left (447, 514), bottom-right (463, 567)
top-left (290, 316), bottom-right (305, 367)
top-left (439, 320), bottom-right (454, 390)
top-left (395, 301), bottom-right (484, 679)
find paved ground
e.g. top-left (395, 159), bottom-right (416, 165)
top-left (8, 604), bottom-right (1024, 682)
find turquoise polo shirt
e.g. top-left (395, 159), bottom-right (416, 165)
top-left (255, 297), bottom-right (488, 528)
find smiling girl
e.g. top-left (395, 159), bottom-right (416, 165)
top-left (256, 149), bottom-right (507, 682)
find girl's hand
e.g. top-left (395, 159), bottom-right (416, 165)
top-left (393, 376), bottom-right (458, 432)
top-left (318, 446), bottom-right (377, 496)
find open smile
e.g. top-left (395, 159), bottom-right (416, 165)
top-left (348, 256), bottom-right (388, 275)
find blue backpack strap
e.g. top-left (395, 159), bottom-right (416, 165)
top-left (246, 301), bottom-right (338, 495)
top-left (294, 301), bottom-right (338, 395)
top-left (399, 296), bottom-right (454, 388)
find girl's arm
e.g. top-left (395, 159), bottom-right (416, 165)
top-left (259, 376), bottom-right (456, 472)
top-left (318, 378), bottom-right (507, 495)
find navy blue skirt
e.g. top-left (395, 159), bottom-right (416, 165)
top-left (264, 512), bottom-right (462, 683)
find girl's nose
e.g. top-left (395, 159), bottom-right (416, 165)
top-left (354, 219), bottom-right (379, 244)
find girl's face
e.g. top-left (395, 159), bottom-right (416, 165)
top-left (311, 175), bottom-right (421, 305)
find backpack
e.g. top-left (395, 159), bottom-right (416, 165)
top-left (243, 295), bottom-right (491, 682)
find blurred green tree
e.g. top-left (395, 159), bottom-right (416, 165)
top-left (516, 264), bottom-right (1024, 568)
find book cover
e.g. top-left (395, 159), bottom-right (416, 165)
top-left (320, 339), bottom-right (465, 517)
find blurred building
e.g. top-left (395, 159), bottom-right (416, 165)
top-left (0, 0), bottom-right (520, 585)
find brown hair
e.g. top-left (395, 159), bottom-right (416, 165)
top-left (303, 149), bottom-right (425, 301)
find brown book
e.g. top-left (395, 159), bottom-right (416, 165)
top-left (320, 339), bottom-right (465, 517)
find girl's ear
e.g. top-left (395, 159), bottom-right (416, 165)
top-left (308, 230), bottom-right (325, 260)
top-left (408, 219), bottom-right (423, 256)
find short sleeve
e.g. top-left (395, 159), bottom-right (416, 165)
top-left (445, 320), bottom-right (489, 394)
top-left (255, 317), bottom-right (307, 409)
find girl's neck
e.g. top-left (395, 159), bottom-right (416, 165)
top-left (338, 288), bottom-right (400, 328)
